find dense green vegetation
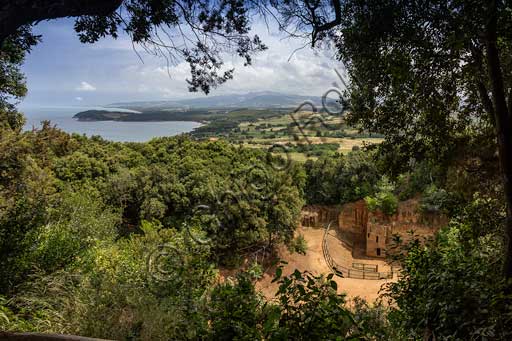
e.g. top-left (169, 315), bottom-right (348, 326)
top-left (1, 121), bottom-right (387, 338)
top-left (303, 150), bottom-right (381, 205)
top-left (3, 0), bottom-right (512, 339)
top-left (0, 124), bottom-right (307, 289)
top-left (1, 98), bottom-right (511, 340)
top-left (74, 108), bottom-right (383, 161)
top-left (2, 118), bottom-right (509, 339)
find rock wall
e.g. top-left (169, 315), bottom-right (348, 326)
top-left (301, 205), bottom-right (340, 228)
top-left (337, 197), bottom-right (447, 258)
top-left (337, 199), bottom-right (367, 247)
top-left (301, 198), bottom-right (447, 258)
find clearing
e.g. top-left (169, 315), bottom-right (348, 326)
top-left (256, 226), bottom-right (395, 303)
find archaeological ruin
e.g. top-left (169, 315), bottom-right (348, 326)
top-left (302, 198), bottom-right (448, 258)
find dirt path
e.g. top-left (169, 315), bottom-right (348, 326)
top-left (256, 226), bottom-right (395, 303)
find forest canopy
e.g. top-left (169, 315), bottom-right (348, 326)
top-left (2, 0), bottom-right (512, 340)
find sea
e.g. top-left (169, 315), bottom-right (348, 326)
top-left (20, 105), bottom-right (202, 143)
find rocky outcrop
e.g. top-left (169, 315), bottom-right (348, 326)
top-left (300, 205), bottom-right (340, 228)
top-left (318, 198), bottom-right (448, 258)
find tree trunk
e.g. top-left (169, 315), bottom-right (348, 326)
top-left (485, 0), bottom-right (512, 279)
top-left (0, 0), bottom-right (123, 46)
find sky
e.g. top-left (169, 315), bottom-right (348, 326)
top-left (20, 17), bottom-right (345, 107)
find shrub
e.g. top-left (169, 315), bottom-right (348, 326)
top-left (383, 221), bottom-right (512, 340)
top-left (379, 192), bottom-right (399, 216)
top-left (419, 184), bottom-right (452, 213)
top-left (287, 234), bottom-right (308, 255)
top-left (208, 273), bottom-right (263, 340)
top-left (364, 176), bottom-right (398, 215)
top-left (351, 297), bottom-right (397, 340)
top-left (365, 196), bottom-right (379, 212)
top-left (246, 261), bottom-right (264, 280)
top-left (7, 221), bottom-right (217, 340)
top-left (269, 268), bottom-right (358, 339)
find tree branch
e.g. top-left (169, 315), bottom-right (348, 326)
top-left (477, 81), bottom-right (496, 124)
top-left (486, 1), bottom-right (511, 132)
top-left (470, 41), bottom-right (496, 126)
top-left (0, 0), bottom-right (123, 46)
top-left (311, 0), bottom-right (342, 47)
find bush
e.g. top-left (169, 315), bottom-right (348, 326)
top-left (246, 261), bottom-right (264, 280)
top-left (383, 221), bottom-right (512, 340)
top-left (364, 176), bottom-right (398, 215)
top-left (287, 234), bottom-right (308, 255)
top-left (6, 221), bottom-right (217, 340)
top-left (351, 297), bottom-right (397, 340)
top-left (365, 196), bottom-right (379, 212)
top-left (269, 268), bottom-right (358, 339)
top-left (365, 192), bottom-right (398, 215)
top-left (419, 184), bottom-right (452, 213)
top-left (379, 192), bottom-right (399, 216)
top-left (208, 273), bottom-right (263, 340)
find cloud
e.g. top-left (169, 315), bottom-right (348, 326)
top-left (76, 81), bottom-right (96, 92)
top-left (75, 96), bottom-right (83, 101)
top-left (78, 20), bottom-right (344, 101)
top-left (118, 47), bottom-right (342, 100)
top-left (22, 18), bottom-right (347, 105)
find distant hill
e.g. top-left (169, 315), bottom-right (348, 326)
top-left (74, 108), bottom-right (217, 122)
top-left (73, 107), bottom-right (293, 123)
top-left (106, 91), bottom-right (332, 111)
top-left (75, 91), bottom-right (342, 123)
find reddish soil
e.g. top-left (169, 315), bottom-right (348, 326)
top-left (255, 226), bottom-right (396, 303)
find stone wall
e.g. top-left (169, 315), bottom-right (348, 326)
top-left (366, 211), bottom-right (389, 257)
top-left (301, 205), bottom-right (340, 228)
top-left (337, 199), bottom-right (367, 246)
top-left (371, 198), bottom-right (448, 257)
top-left (336, 197), bottom-right (447, 258)
top-left (301, 198), bottom-right (447, 258)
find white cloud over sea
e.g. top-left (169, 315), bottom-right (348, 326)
top-left (75, 81), bottom-right (96, 92)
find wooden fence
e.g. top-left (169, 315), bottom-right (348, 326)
top-left (0, 332), bottom-right (110, 340)
top-left (322, 222), bottom-right (393, 280)
top-left (352, 262), bottom-right (378, 272)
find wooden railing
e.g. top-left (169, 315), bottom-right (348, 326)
top-left (352, 262), bottom-right (378, 272)
top-left (0, 332), bottom-right (110, 340)
top-left (322, 225), bottom-right (345, 277)
top-left (322, 222), bottom-right (393, 280)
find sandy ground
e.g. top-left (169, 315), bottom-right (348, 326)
top-left (255, 226), bottom-right (395, 303)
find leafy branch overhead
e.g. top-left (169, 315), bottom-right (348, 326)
top-left (1, 0), bottom-right (268, 94)
top-left (0, 0), bottom-right (351, 95)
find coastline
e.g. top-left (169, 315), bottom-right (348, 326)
top-left (22, 106), bottom-right (203, 142)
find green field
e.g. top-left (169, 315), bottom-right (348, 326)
top-left (75, 107), bottom-right (384, 161)
top-left (203, 110), bottom-right (384, 161)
